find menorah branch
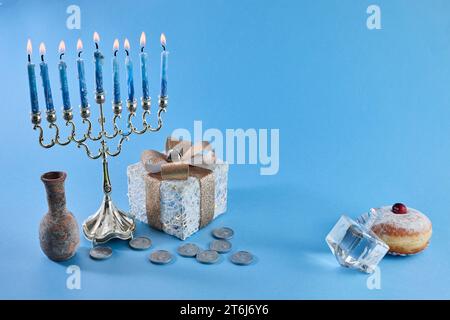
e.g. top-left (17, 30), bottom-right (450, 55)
top-left (106, 135), bottom-right (129, 157)
top-left (76, 141), bottom-right (103, 160)
top-left (86, 118), bottom-right (103, 141)
top-left (33, 124), bottom-right (55, 149)
top-left (148, 104), bottom-right (167, 132)
top-left (126, 96), bottom-right (167, 135)
top-left (104, 114), bottom-right (121, 139)
top-left (53, 123), bottom-right (72, 146)
top-left (128, 112), bottom-right (146, 134)
top-left (66, 120), bottom-right (88, 144)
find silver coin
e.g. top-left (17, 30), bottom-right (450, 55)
top-left (89, 246), bottom-right (113, 260)
top-left (209, 239), bottom-right (232, 253)
top-left (230, 251), bottom-right (254, 265)
top-left (177, 243), bottom-right (200, 257)
top-left (212, 227), bottom-right (234, 240)
top-left (149, 250), bottom-right (173, 264)
top-left (129, 236), bottom-right (152, 250)
top-left (196, 250), bottom-right (220, 264)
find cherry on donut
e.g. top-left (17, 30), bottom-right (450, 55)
top-left (392, 203), bottom-right (408, 214)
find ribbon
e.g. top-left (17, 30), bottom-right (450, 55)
top-left (141, 137), bottom-right (216, 231)
top-left (141, 137), bottom-right (216, 180)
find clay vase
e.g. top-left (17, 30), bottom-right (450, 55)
top-left (39, 171), bottom-right (80, 261)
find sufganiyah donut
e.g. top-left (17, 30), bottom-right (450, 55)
top-left (371, 203), bottom-right (432, 255)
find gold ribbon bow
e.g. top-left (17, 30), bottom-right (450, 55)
top-left (141, 137), bottom-right (216, 180)
top-left (141, 137), bottom-right (217, 231)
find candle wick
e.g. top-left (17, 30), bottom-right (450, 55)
top-left (141, 46), bottom-right (144, 53)
top-left (114, 50), bottom-right (118, 57)
top-left (59, 52), bottom-right (64, 60)
top-left (78, 51), bottom-right (82, 58)
top-left (40, 54), bottom-right (44, 62)
top-left (95, 42), bottom-right (99, 50)
top-left (27, 54), bottom-right (31, 63)
top-left (162, 45), bottom-right (166, 51)
top-left (125, 49), bottom-right (129, 56)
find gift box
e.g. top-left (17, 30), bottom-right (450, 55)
top-left (127, 137), bottom-right (228, 240)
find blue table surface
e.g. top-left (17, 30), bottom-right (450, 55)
top-left (1, 0), bottom-right (450, 299)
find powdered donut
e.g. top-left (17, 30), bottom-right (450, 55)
top-left (371, 203), bottom-right (432, 255)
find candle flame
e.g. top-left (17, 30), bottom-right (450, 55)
top-left (77, 39), bottom-right (83, 52)
top-left (140, 32), bottom-right (146, 48)
top-left (58, 41), bottom-right (66, 54)
top-left (113, 39), bottom-right (119, 51)
top-left (27, 39), bottom-right (32, 55)
top-left (39, 42), bottom-right (46, 56)
top-left (160, 33), bottom-right (166, 48)
top-left (124, 38), bottom-right (130, 51)
top-left (93, 31), bottom-right (100, 43)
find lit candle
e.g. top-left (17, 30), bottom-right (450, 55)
top-left (160, 33), bottom-right (169, 97)
top-left (39, 42), bottom-right (54, 112)
top-left (112, 39), bottom-right (121, 104)
top-left (76, 39), bottom-right (89, 108)
top-left (93, 32), bottom-right (104, 94)
top-left (27, 39), bottom-right (39, 114)
top-left (124, 38), bottom-right (135, 102)
top-left (58, 41), bottom-right (71, 110)
top-left (139, 32), bottom-right (149, 100)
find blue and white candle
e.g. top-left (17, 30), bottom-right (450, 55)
top-left (76, 39), bottom-right (89, 108)
top-left (58, 41), bottom-right (71, 110)
top-left (160, 33), bottom-right (169, 97)
top-left (124, 38), bottom-right (135, 102)
top-left (39, 42), bottom-right (54, 112)
top-left (27, 39), bottom-right (39, 114)
top-left (93, 32), bottom-right (104, 94)
top-left (139, 32), bottom-right (149, 100)
top-left (112, 39), bottom-right (121, 104)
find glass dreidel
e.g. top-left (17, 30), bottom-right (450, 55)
top-left (326, 208), bottom-right (389, 273)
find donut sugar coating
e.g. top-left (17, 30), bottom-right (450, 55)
top-left (370, 204), bottom-right (432, 255)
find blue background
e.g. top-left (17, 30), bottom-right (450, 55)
top-left (1, 0), bottom-right (450, 299)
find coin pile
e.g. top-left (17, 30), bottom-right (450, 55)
top-left (175, 227), bottom-right (255, 266)
top-left (89, 227), bottom-right (255, 266)
top-left (89, 236), bottom-right (153, 261)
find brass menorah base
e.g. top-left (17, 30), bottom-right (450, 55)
top-left (31, 92), bottom-right (168, 244)
top-left (82, 144), bottom-right (135, 244)
top-left (83, 195), bottom-right (135, 244)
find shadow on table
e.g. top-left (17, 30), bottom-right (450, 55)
top-left (55, 183), bottom-right (358, 277)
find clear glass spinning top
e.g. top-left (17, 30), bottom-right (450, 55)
top-left (326, 208), bottom-right (389, 273)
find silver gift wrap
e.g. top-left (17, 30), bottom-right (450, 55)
top-left (127, 161), bottom-right (228, 240)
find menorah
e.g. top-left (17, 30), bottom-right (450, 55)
top-left (30, 92), bottom-right (168, 244)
